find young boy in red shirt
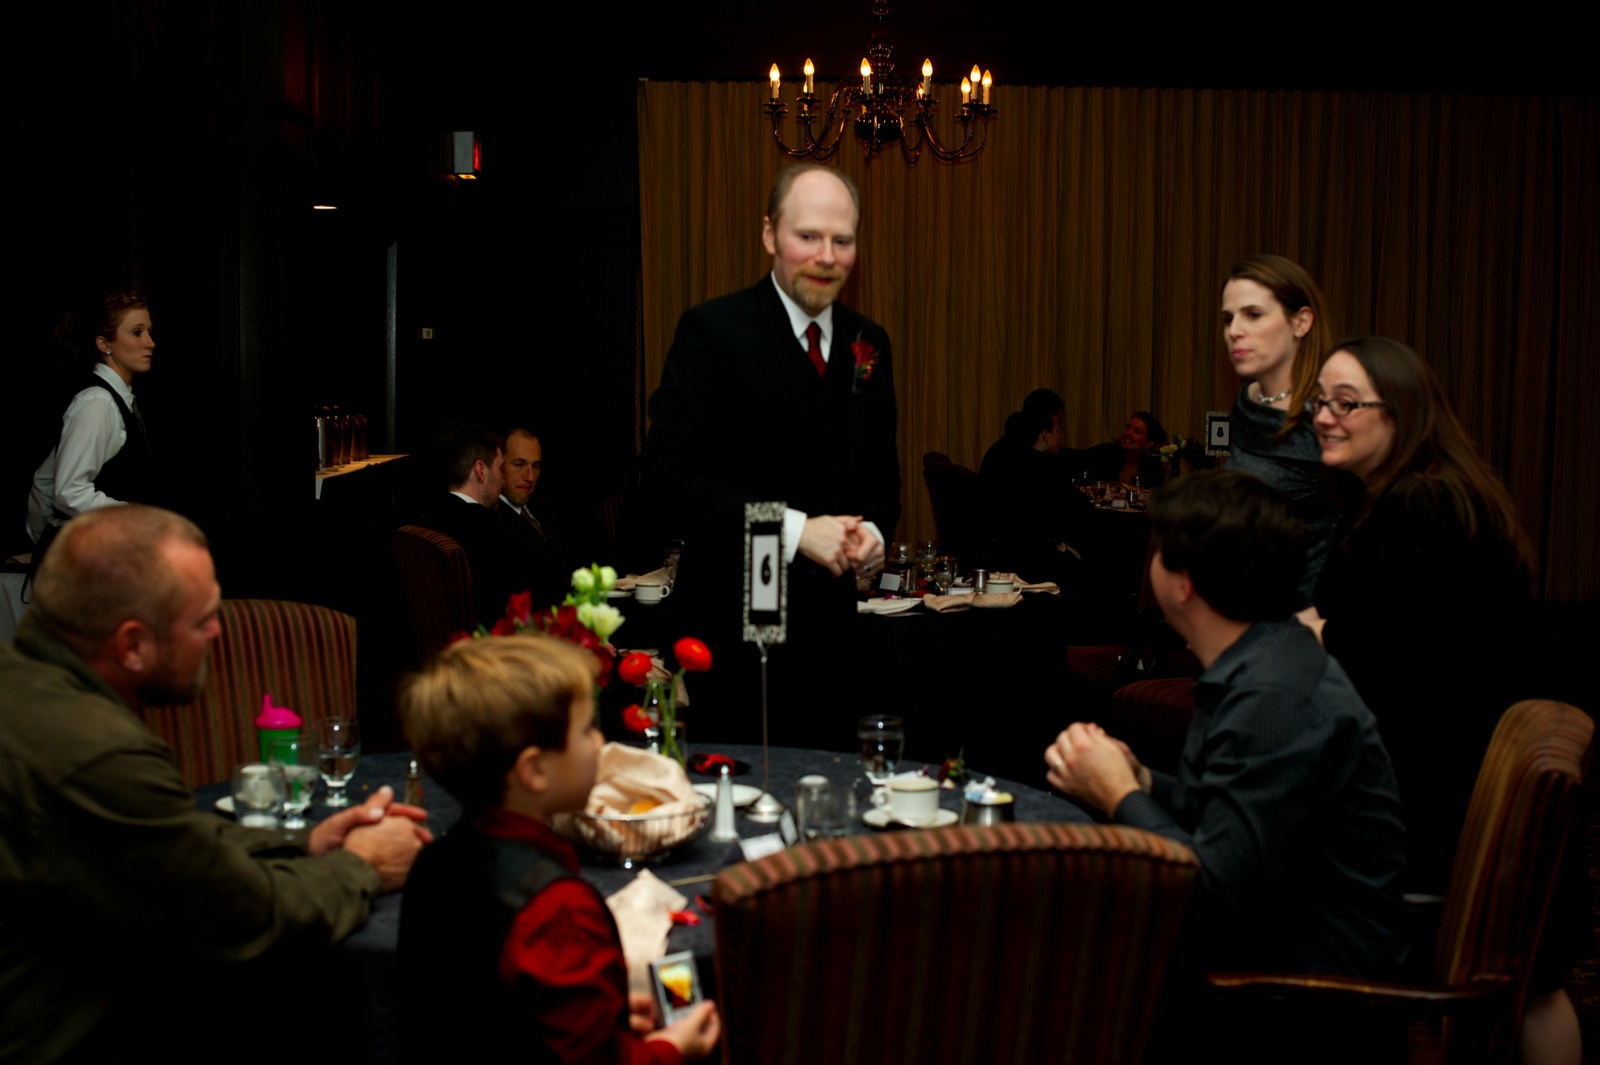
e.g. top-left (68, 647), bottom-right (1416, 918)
top-left (397, 634), bottom-right (720, 1062)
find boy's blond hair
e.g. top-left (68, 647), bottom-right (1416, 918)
top-left (401, 634), bottom-right (594, 810)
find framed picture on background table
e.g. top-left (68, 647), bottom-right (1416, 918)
top-left (1205, 410), bottom-right (1232, 457)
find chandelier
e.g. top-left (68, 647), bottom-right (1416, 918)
top-left (764, 2), bottom-right (994, 165)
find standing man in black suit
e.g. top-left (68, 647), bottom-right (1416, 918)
top-left (643, 164), bottom-right (900, 738)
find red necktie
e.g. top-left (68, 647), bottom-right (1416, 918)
top-left (805, 322), bottom-right (826, 377)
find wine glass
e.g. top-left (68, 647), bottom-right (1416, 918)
top-left (268, 732), bottom-right (319, 829)
top-left (315, 717), bottom-right (361, 807)
top-left (929, 555), bottom-right (958, 595)
top-left (857, 714), bottom-right (905, 786)
top-left (232, 763), bottom-right (287, 829)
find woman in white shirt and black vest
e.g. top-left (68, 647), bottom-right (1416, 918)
top-left (26, 291), bottom-right (157, 553)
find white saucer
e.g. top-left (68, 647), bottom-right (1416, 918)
top-left (692, 782), bottom-right (763, 808)
top-left (214, 795), bottom-right (235, 815)
top-left (862, 807), bottom-right (958, 830)
top-left (606, 589), bottom-right (632, 599)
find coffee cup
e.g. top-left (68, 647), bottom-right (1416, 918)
top-left (635, 581), bottom-right (669, 605)
top-left (874, 775), bottom-right (940, 825)
top-left (986, 578), bottom-right (1015, 594)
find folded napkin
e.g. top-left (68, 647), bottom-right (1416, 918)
top-left (607, 869), bottom-right (689, 994)
top-left (615, 567), bottom-right (670, 591)
top-left (921, 592), bottom-right (1024, 612)
top-left (553, 743), bottom-right (705, 853)
top-left (985, 571), bottom-right (1060, 595)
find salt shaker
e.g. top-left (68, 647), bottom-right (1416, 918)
top-left (403, 758), bottom-right (425, 808)
top-left (711, 765), bottom-right (739, 842)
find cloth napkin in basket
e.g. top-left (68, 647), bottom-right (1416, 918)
top-left (553, 743), bottom-right (703, 853)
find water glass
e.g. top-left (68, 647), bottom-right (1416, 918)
top-left (857, 714), bottom-right (905, 786)
top-left (315, 716), bottom-right (361, 808)
top-left (267, 732), bottom-right (319, 829)
top-left (232, 763), bottom-right (287, 829)
top-left (795, 775), bottom-right (855, 840)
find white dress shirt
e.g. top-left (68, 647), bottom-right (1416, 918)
top-left (767, 274), bottom-right (883, 564)
top-left (26, 364), bottom-right (136, 543)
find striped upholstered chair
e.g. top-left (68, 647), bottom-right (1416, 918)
top-left (391, 524), bottom-right (473, 665)
top-left (712, 822), bottom-right (1200, 1065)
top-left (1209, 699), bottom-right (1593, 1064)
top-left (143, 598), bottom-right (358, 788)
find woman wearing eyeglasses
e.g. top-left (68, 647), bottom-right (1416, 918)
top-left (1310, 335), bottom-right (1536, 880)
top-left (1306, 335), bottom-right (1578, 1063)
top-left (1220, 255), bottom-right (1350, 606)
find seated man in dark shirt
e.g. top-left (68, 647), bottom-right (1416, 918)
top-left (977, 388), bottom-right (1090, 586)
top-left (1045, 471), bottom-right (1407, 1057)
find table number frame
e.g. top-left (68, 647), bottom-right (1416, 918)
top-left (742, 501), bottom-right (787, 645)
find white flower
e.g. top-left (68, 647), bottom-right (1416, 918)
top-left (571, 568), bottom-right (595, 594)
top-left (588, 603), bottom-right (624, 642)
top-left (598, 566), bottom-right (618, 591)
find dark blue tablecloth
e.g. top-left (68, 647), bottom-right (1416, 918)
top-left (196, 744), bottom-right (1090, 1062)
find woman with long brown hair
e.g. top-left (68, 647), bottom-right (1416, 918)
top-left (1310, 338), bottom-right (1536, 874)
top-left (1219, 255), bottom-right (1350, 606)
top-left (1308, 336), bottom-right (1576, 1064)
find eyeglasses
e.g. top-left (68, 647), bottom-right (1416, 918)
top-left (1304, 396), bottom-right (1389, 418)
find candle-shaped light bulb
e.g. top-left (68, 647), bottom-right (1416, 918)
top-left (960, 77), bottom-right (971, 104)
top-left (769, 64), bottom-right (781, 100)
top-left (970, 65), bottom-right (982, 87)
top-left (922, 58), bottom-right (933, 97)
top-left (861, 58), bottom-right (872, 94)
top-left (982, 69), bottom-right (992, 105)
top-left (803, 58), bottom-right (815, 95)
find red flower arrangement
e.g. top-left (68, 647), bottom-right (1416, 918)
top-left (449, 565), bottom-right (625, 688)
top-left (619, 635), bottom-right (715, 766)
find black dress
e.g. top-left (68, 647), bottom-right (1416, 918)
top-left (1317, 474), bottom-right (1533, 893)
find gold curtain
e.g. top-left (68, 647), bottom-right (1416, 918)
top-left (638, 82), bottom-right (1597, 600)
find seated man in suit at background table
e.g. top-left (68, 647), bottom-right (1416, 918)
top-left (422, 421), bottom-right (558, 626)
top-left (0, 505), bottom-right (428, 1063)
top-left (496, 427), bottom-right (578, 604)
top-left (1044, 471), bottom-right (1407, 1059)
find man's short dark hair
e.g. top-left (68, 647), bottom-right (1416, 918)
top-left (431, 421), bottom-right (502, 490)
top-left (1007, 388), bottom-right (1065, 442)
top-left (1149, 471), bottom-right (1308, 622)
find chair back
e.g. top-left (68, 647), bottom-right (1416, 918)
top-left (143, 599), bottom-right (358, 788)
top-left (391, 524), bottom-right (474, 664)
top-left (712, 822), bottom-right (1199, 1065)
top-left (921, 451), bottom-right (984, 567)
top-left (1432, 699), bottom-right (1593, 1060)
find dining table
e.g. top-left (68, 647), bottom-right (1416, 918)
top-left (195, 743), bottom-right (1092, 1062)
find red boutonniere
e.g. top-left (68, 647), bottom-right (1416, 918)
top-left (851, 334), bottom-right (878, 394)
